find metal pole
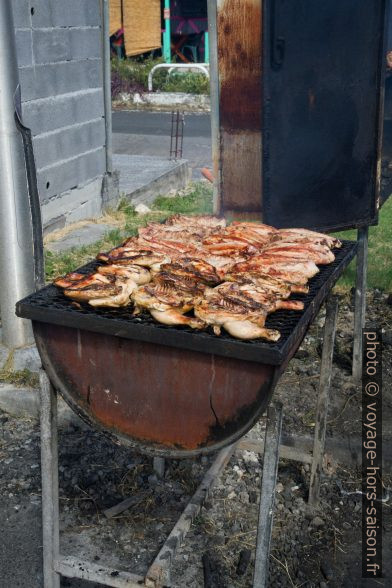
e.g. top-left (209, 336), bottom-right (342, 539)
top-left (308, 296), bottom-right (339, 506)
top-left (0, 1), bottom-right (35, 348)
top-left (39, 370), bottom-right (60, 588)
top-left (207, 0), bottom-right (221, 215)
top-left (101, 0), bottom-right (113, 174)
top-left (163, 0), bottom-right (171, 63)
top-left (253, 403), bottom-right (283, 588)
top-left (352, 226), bottom-right (369, 382)
top-left (205, 31), bottom-right (210, 63)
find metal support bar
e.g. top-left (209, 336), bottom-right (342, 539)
top-left (146, 443), bottom-right (236, 587)
top-left (163, 0), bottom-right (172, 63)
top-left (308, 296), bottom-right (339, 506)
top-left (55, 556), bottom-right (144, 588)
top-left (39, 370), bottom-right (60, 588)
top-left (205, 31), bottom-right (210, 63)
top-left (238, 437), bottom-right (312, 464)
top-left (101, 0), bottom-right (113, 174)
top-left (0, 1), bottom-right (35, 347)
top-left (153, 457), bottom-right (165, 478)
top-left (352, 226), bottom-right (369, 382)
top-left (253, 402), bottom-right (283, 588)
top-left (207, 0), bottom-right (221, 214)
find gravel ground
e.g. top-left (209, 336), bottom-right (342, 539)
top-left (0, 290), bottom-right (391, 587)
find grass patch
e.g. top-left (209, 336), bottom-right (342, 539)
top-left (152, 182), bottom-right (213, 214)
top-left (333, 197), bottom-right (392, 293)
top-left (0, 368), bottom-right (39, 388)
top-left (111, 56), bottom-right (210, 98)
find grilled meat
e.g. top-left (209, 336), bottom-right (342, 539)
top-left (165, 214), bottom-right (226, 231)
top-left (57, 267), bottom-right (139, 307)
top-left (276, 228), bottom-right (341, 249)
top-left (97, 246), bottom-right (170, 269)
top-left (97, 264), bottom-right (151, 285)
top-left (194, 283), bottom-right (282, 341)
top-left (132, 274), bottom-right (205, 329)
top-left (157, 258), bottom-right (221, 286)
top-left (262, 243), bottom-right (335, 265)
top-left (225, 271), bottom-right (302, 297)
top-left (55, 217), bottom-right (339, 341)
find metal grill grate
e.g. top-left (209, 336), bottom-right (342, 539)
top-left (16, 241), bottom-right (357, 365)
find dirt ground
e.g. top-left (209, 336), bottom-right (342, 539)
top-left (0, 290), bottom-right (391, 587)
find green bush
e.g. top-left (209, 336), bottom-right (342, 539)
top-left (111, 57), bottom-right (210, 96)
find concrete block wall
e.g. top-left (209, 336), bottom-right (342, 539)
top-left (13, 0), bottom-right (114, 232)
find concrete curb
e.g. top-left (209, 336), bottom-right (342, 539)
top-left (0, 384), bottom-right (86, 428)
top-left (113, 154), bottom-right (191, 205)
top-left (127, 160), bottom-right (191, 206)
top-left (113, 91), bottom-right (210, 113)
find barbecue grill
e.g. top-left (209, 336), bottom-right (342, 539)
top-left (16, 241), bottom-right (356, 456)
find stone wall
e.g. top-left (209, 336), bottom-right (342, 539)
top-left (13, 0), bottom-right (116, 233)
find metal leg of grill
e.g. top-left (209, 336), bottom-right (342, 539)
top-left (352, 226), bottom-right (369, 382)
top-left (253, 402), bottom-right (283, 588)
top-left (153, 456), bottom-right (166, 478)
top-left (308, 295), bottom-right (339, 506)
top-left (39, 369), bottom-right (60, 588)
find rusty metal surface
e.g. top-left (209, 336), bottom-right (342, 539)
top-left (216, 0), bottom-right (262, 214)
top-left (34, 322), bottom-right (277, 457)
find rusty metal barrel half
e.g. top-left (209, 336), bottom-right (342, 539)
top-left (34, 322), bottom-right (279, 457)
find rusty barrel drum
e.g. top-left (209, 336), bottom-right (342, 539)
top-left (34, 322), bottom-right (279, 457)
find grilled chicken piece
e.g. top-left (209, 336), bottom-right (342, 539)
top-left (59, 267), bottom-right (138, 307)
top-left (97, 264), bottom-right (151, 285)
top-left (231, 257), bottom-right (319, 282)
top-left (132, 277), bottom-right (205, 329)
top-left (157, 258), bottom-right (221, 286)
top-left (224, 271), bottom-right (305, 297)
top-left (223, 223), bottom-right (277, 249)
top-left (165, 214), bottom-right (226, 231)
top-left (88, 279), bottom-right (137, 308)
top-left (276, 228), bottom-right (341, 249)
top-left (194, 283), bottom-right (281, 341)
top-left (97, 246), bottom-right (170, 269)
top-left (230, 221), bottom-right (277, 237)
top-left (202, 233), bottom-right (257, 257)
top-left (54, 272), bottom-right (89, 289)
top-left (137, 236), bottom-right (201, 258)
top-left (262, 243), bottom-right (335, 264)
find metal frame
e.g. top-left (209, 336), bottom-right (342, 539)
top-left (352, 227), bottom-right (369, 382)
top-left (148, 63), bottom-right (209, 92)
top-left (38, 294), bottom-right (339, 587)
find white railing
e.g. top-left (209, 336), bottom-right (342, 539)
top-left (148, 63), bottom-right (210, 92)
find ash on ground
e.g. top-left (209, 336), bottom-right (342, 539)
top-left (0, 290), bottom-right (391, 587)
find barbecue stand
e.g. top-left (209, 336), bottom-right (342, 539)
top-left (37, 294), bottom-right (339, 588)
top-left (17, 244), bottom-right (355, 588)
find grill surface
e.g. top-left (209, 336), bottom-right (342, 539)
top-left (16, 240), bottom-right (357, 366)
